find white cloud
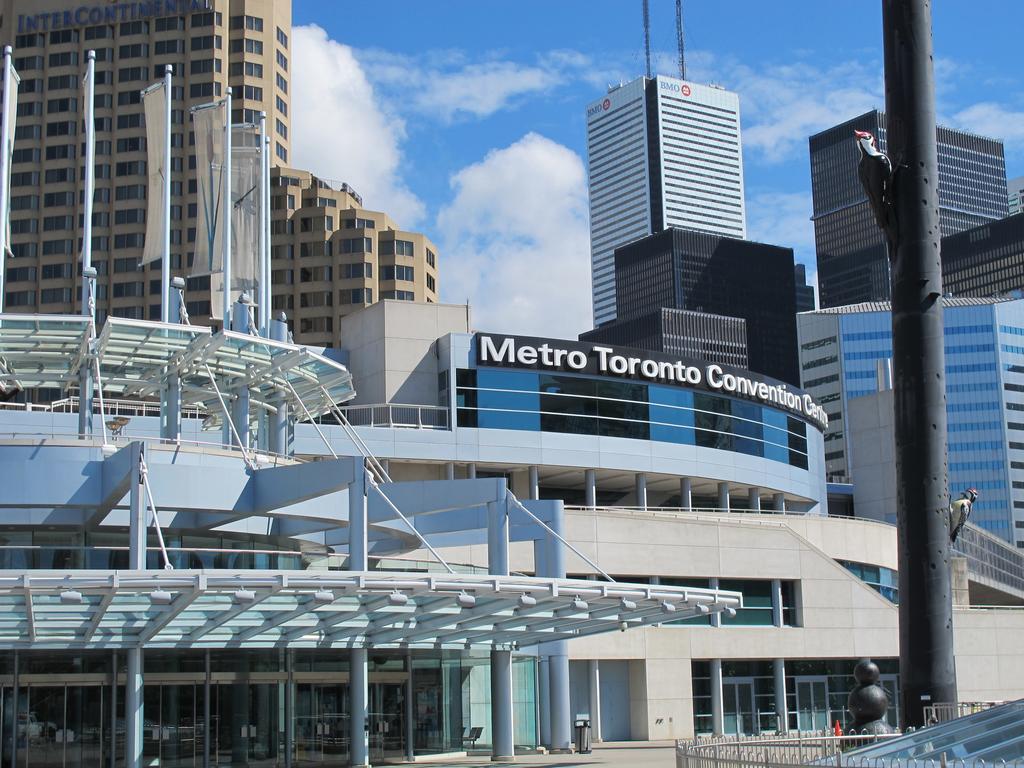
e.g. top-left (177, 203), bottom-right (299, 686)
top-left (291, 25), bottom-right (424, 226)
top-left (950, 102), bottom-right (1024, 149)
top-left (356, 49), bottom-right (567, 123)
top-left (437, 134), bottom-right (592, 338)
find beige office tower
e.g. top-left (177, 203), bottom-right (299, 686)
top-left (0, 1), bottom-right (439, 343)
top-left (269, 167), bottom-right (439, 347)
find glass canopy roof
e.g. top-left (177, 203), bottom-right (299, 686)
top-left (0, 571), bottom-right (741, 651)
top-left (845, 700), bottom-right (1024, 763)
top-left (0, 314), bottom-right (355, 426)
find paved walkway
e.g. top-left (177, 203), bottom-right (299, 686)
top-left (406, 741), bottom-right (677, 767)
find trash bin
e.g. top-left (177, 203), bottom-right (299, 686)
top-left (574, 718), bottom-right (592, 754)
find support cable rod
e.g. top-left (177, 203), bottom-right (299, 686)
top-left (320, 389), bottom-right (390, 483)
top-left (139, 453), bottom-right (173, 570)
top-left (202, 363), bottom-right (256, 471)
top-left (313, 386), bottom-right (452, 573)
top-left (365, 473), bottom-right (456, 575)
top-left (505, 491), bottom-right (616, 583)
top-left (282, 378), bottom-right (337, 459)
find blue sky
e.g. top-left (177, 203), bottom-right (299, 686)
top-left (290, 1), bottom-right (1024, 338)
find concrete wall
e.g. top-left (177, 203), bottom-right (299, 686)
top-left (338, 301), bottom-right (470, 406)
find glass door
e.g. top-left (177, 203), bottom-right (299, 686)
top-left (722, 678), bottom-right (757, 736)
top-left (212, 682), bottom-right (282, 767)
top-left (795, 676), bottom-right (830, 732)
top-left (293, 683), bottom-right (348, 766)
top-left (19, 684), bottom-right (108, 768)
top-left (368, 683), bottom-right (404, 763)
top-left (142, 682), bottom-right (205, 768)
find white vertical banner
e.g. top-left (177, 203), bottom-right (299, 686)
top-left (191, 98), bottom-right (227, 318)
top-left (230, 123), bottom-right (262, 295)
top-left (140, 80), bottom-right (168, 265)
top-left (0, 46), bottom-right (20, 314)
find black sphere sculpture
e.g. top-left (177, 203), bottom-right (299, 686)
top-left (847, 659), bottom-right (894, 734)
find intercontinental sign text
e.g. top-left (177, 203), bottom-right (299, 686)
top-left (477, 333), bottom-right (828, 430)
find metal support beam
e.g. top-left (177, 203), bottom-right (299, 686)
top-left (128, 442), bottom-right (146, 570)
top-left (635, 472), bottom-right (647, 510)
top-left (549, 646), bottom-right (571, 752)
top-left (771, 579), bottom-right (784, 627)
top-left (231, 299), bottom-right (251, 448)
top-left (585, 469), bottom-right (597, 509)
top-left (350, 458), bottom-right (367, 571)
top-left (882, 0), bottom-right (956, 727)
top-left (589, 659), bottom-right (602, 742)
top-left (710, 658), bottom-right (724, 736)
top-left (350, 647), bottom-right (370, 767)
top-left (405, 651), bottom-right (414, 762)
top-left (490, 649), bottom-right (514, 760)
top-left (269, 314), bottom-right (291, 455)
top-left (774, 658), bottom-right (788, 732)
top-left (538, 656), bottom-right (551, 748)
top-left (709, 577), bottom-right (721, 628)
top-left (487, 500), bottom-right (509, 577)
top-left (125, 646), bottom-right (144, 768)
top-left (773, 492), bottom-right (785, 513)
top-left (748, 487), bottom-right (761, 512)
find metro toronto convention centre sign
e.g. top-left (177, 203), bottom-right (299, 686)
top-left (476, 333), bottom-right (828, 430)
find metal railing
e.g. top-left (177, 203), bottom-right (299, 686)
top-left (334, 403), bottom-right (449, 430)
top-left (0, 396), bottom-right (207, 419)
top-left (922, 701), bottom-right (1002, 725)
top-left (676, 733), bottom-right (902, 768)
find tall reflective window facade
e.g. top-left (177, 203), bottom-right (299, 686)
top-left (456, 368), bottom-right (811, 470)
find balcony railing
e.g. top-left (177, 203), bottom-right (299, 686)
top-left (335, 403), bottom-right (449, 430)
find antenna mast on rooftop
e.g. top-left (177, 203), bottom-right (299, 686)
top-left (643, 0), bottom-right (652, 78)
top-left (676, 0), bottom-right (686, 80)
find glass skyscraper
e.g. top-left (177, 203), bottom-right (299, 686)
top-left (809, 110), bottom-right (1008, 308)
top-left (586, 75), bottom-right (745, 325)
top-left (797, 297), bottom-right (1024, 545)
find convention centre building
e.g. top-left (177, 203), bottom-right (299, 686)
top-left (1, 300), bottom-right (1023, 768)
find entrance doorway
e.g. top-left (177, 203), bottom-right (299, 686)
top-left (12, 683), bottom-right (109, 768)
top-left (795, 676), bottom-right (830, 732)
top-left (368, 683), bottom-right (405, 762)
top-left (722, 678), bottom-right (757, 736)
top-left (293, 683), bottom-right (349, 766)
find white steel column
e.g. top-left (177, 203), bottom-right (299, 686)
top-left (258, 111), bottom-right (269, 334)
top-left (0, 46), bottom-right (16, 314)
top-left (546, 501), bottom-right (571, 753)
top-left (467, 463), bottom-right (477, 479)
top-left (588, 660), bottom-right (602, 743)
top-left (774, 658), bottom-right (788, 733)
top-left (349, 460), bottom-right (370, 767)
top-left (710, 659), bottom-right (724, 737)
top-left (78, 51), bottom-right (97, 439)
top-left (126, 647), bottom-right (144, 768)
top-left (709, 577), bottom-right (722, 628)
top-left (127, 441), bottom-right (146, 768)
top-left (772, 579), bottom-right (784, 627)
top-left (773, 492), bottom-right (786, 513)
top-left (221, 88), bottom-right (233, 328)
top-left (160, 65), bottom-right (172, 321)
top-left (445, 462), bottom-right (455, 481)
top-left (488, 498), bottom-right (514, 760)
top-left (538, 656), bottom-right (551, 748)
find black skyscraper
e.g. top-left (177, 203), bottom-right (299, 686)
top-left (592, 228), bottom-right (800, 385)
top-left (942, 214), bottom-right (1024, 297)
top-left (795, 264), bottom-right (816, 312)
top-left (810, 110), bottom-right (1007, 308)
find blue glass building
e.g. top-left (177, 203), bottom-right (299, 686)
top-left (797, 297), bottom-right (1024, 545)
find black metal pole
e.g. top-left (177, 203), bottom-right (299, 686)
top-left (882, 0), bottom-right (957, 728)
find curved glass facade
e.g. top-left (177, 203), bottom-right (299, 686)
top-left (456, 369), bottom-right (810, 469)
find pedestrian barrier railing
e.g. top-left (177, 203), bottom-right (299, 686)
top-left (331, 403), bottom-right (449, 430)
top-left (922, 701), bottom-right (1002, 725)
top-left (675, 732), bottom-right (901, 768)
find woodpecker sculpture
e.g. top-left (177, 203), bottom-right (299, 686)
top-left (949, 487), bottom-right (978, 544)
top-left (854, 130), bottom-right (898, 258)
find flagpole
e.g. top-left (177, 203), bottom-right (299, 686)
top-left (222, 87), bottom-right (232, 329)
top-left (79, 50), bottom-right (96, 439)
top-left (81, 50), bottom-right (96, 321)
top-left (161, 64), bottom-right (172, 322)
top-left (258, 111), bottom-right (268, 336)
top-left (0, 45), bottom-right (14, 315)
